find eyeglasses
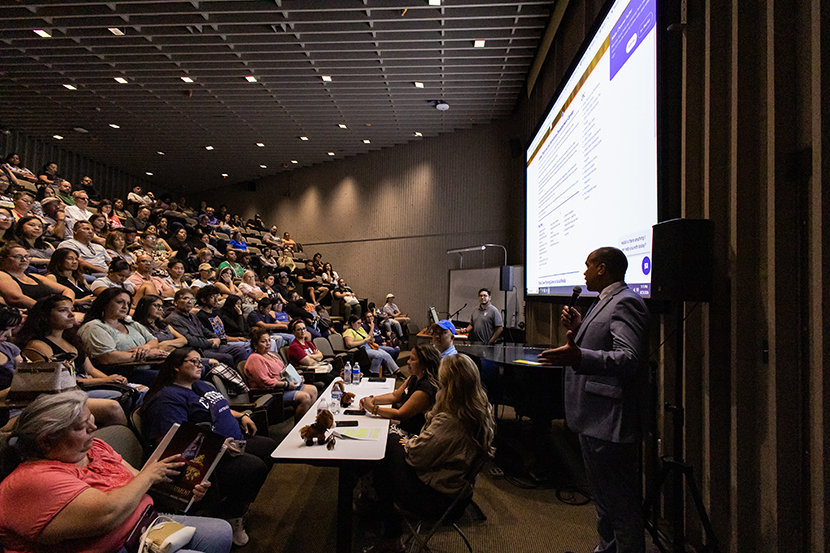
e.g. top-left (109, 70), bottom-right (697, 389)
top-left (151, 303), bottom-right (164, 309)
top-left (10, 254), bottom-right (31, 261)
top-left (0, 215), bottom-right (12, 222)
top-left (18, 198), bottom-right (33, 205)
top-left (183, 357), bottom-right (201, 365)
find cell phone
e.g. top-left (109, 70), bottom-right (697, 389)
top-left (336, 420), bottom-right (359, 427)
top-left (344, 409), bottom-right (364, 416)
top-left (368, 377), bottom-right (386, 382)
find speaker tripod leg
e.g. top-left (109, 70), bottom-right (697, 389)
top-left (681, 464), bottom-right (720, 553)
top-left (642, 459), bottom-right (673, 553)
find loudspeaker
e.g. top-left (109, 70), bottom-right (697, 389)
top-left (651, 218), bottom-right (714, 302)
top-left (500, 265), bottom-right (514, 292)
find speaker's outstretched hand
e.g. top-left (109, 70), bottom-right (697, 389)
top-left (538, 330), bottom-right (582, 367)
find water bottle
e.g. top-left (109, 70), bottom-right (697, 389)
top-left (343, 362), bottom-right (352, 385)
top-left (317, 398), bottom-right (329, 414)
top-left (352, 363), bottom-right (361, 385)
top-left (330, 387), bottom-right (341, 414)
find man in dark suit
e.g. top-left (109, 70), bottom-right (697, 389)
top-left (539, 247), bottom-right (649, 553)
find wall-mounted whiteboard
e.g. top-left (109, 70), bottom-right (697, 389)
top-left (447, 266), bottom-right (524, 328)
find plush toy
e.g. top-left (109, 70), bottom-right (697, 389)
top-left (340, 392), bottom-right (356, 407)
top-left (300, 409), bottom-right (335, 448)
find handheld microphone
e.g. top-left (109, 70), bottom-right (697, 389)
top-left (568, 286), bottom-right (582, 309)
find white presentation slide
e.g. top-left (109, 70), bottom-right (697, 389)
top-left (526, 0), bottom-right (657, 298)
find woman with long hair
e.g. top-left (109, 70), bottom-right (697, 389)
top-left (12, 215), bottom-right (55, 268)
top-left (216, 295), bottom-right (250, 339)
top-left (369, 354), bottom-right (496, 552)
top-left (77, 287), bottom-right (168, 384)
top-left (98, 198), bottom-right (123, 228)
top-left (238, 269), bottom-right (265, 310)
top-left (0, 243), bottom-right (74, 309)
top-left (16, 295), bottom-right (129, 426)
top-left (132, 295), bottom-right (188, 351)
top-left (214, 265), bottom-right (242, 300)
top-left (0, 391), bottom-right (232, 553)
top-left (45, 247), bottom-right (94, 310)
top-left (104, 228), bottom-right (134, 265)
top-left (343, 315), bottom-right (399, 377)
top-left (88, 212), bottom-right (109, 246)
top-left (0, 206), bottom-right (14, 244)
top-left (359, 344), bottom-right (440, 435)
top-left (143, 348), bottom-right (276, 546)
top-left (31, 184), bottom-right (56, 218)
top-left (244, 327), bottom-right (317, 420)
top-left (112, 197), bottom-right (130, 220)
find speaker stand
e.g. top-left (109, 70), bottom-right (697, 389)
top-left (642, 303), bottom-right (720, 553)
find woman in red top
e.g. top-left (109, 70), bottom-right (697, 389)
top-left (244, 327), bottom-right (317, 419)
top-left (286, 318), bottom-right (324, 367)
top-left (0, 390), bottom-right (231, 553)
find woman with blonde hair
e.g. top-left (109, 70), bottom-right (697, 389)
top-left (368, 353), bottom-right (495, 552)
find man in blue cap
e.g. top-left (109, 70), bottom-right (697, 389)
top-left (430, 319), bottom-right (458, 358)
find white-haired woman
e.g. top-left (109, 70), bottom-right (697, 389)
top-left (0, 390), bottom-right (232, 553)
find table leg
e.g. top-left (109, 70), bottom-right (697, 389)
top-left (337, 465), bottom-right (357, 553)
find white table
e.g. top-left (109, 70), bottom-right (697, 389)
top-left (272, 377), bottom-right (396, 553)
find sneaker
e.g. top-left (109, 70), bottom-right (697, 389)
top-left (227, 517), bottom-right (249, 547)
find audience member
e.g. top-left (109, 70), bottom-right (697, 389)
top-left (228, 230), bottom-right (247, 251)
top-left (38, 162), bottom-right (64, 190)
top-left (343, 315), bottom-right (399, 377)
top-left (320, 262), bottom-right (339, 287)
top-left (0, 207), bottom-right (12, 244)
top-left (30, 184), bottom-right (55, 218)
top-left (112, 197), bottom-right (130, 220)
top-left (191, 262), bottom-right (215, 289)
top-left (214, 266), bottom-right (243, 300)
top-left (0, 243), bottom-right (74, 308)
top-left (259, 246), bottom-right (278, 274)
top-left (294, 259), bottom-right (329, 305)
top-left (105, 229), bottom-right (135, 264)
top-left (247, 297), bottom-right (294, 347)
top-left (132, 295), bottom-right (188, 351)
top-left (362, 311), bottom-right (400, 359)
top-left (2, 153), bottom-right (37, 184)
top-left (262, 225), bottom-right (281, 248)
top-left (218, 248), bottom-right (244, 278)
top-left (90, 258), bottom-right (138, 297)
top-left (78, 175), bottom-right (100, 205)
top-left (40, 198), bottom-right (68, 242)
top-left (333, 277), bottom-right (361, 318)
top-left (286, 319), bottom-right (325, 368)
top-left (11, 191), bottom-right (36, 221)
top-left (98, 199), bottom-right (123, 228)
top-left (64, 190), bottom-right (93, 231)
top-left (127, 185), bottom-right (152, 212)
top-left (88, 212), bottom-right (109, 246)
top-left (13, 216), bottom-right (54, 268)
top-left (276, 247), bottom-right (295, 273)
top-left (282, 232), bottom-right (296, 251)
top-left (431, 319), bottom-right (458, 358)
top-left (380, 293), bottom-right (409, 338)
top-left (127, 252), bottom-right (173, 299)
top-left (124, 205), bottom-right (151, 232)
top-left (45, 248), bottom-right (94, 310)
top-left (56, 220), bottom-right (110, 275)
top-left (55, 178), bottom-right (73, 205)
top-left (165, 258), bottom-right (190, 293)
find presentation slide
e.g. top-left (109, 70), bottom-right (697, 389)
top-left (526, 0), bottom-right (657, 298)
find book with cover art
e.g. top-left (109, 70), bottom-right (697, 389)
top-left (144, 421), bottom-right (228, 512)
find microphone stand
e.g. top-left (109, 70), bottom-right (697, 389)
top-left (448, 304), bottom-right (465, 321)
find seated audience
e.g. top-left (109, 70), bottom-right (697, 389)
top-left (282, 232), bottom-right (296, 251)
top-left (77, 287), bottom-right (168, 385)
top-left (228, 230), bottom-right (247, 251)
top-left (132, 295), bottom-right (188, 351)
top-left (88, 212), bottom-right (109, 246)
top-left (127, 185), bottom-right (153, 212)
top-left (311, 252), bottom-right (324, 274)
top-left (321, 262), bottom-right (339, 287)
top-left (136, 230), bottom-right (170, 276)
top-left (286, 319), bottom-right (324, 368)
top-left (262, 225), bottom-right (281, 248)
top-left (0, 243), bottom-right (74, 308)
top-left (40, 198), bottom-right (68, 243)
top-left (431, 319), bottom-right (458, 358)
top-left (164, 258), bottom-right (190, 293)
top-left (98, 199), bottom-right (123, 229)
top-left (294, 259), bottom-right (328, 305)
top-left (275, 270), bottom-right (294, 301)
top-left (379, 293), bottom-right (409, 338)
top-left (78, 175), bottom-right (100, 206)
top-left (90, 259), bottom-right (137, 296)
top-left (258, 273), bottom-right (281, 301)
top-left (359, 344), bottom-right (441, 435)
top-left (13, 216), bottom-right (54, 268)
top-left (276, 247), bottom-right (295, 273)
top-left (143, 347), bottom-right (275, 546)
top-left (259, 246), bottom-right (278, 275)
top-left (368, 354), bottom-right (495, 552)
top-left (363, 311), bottom-right (400, 359)
top-left (333, 277), bottom-right (362, 318)
top-left (214, 266), bottom-right (243, 300)
top-left (56, 220), bottom-right (110, 275)
top-left (124, 205), bottom-right (151, 233)
top-left (11, 191), bottom-right (36, 221)
top-left (165, 289), bottom-right (250, 367)
top-left (0, 171), bottom-right (15, 207)
top-left (244, 327), bottom-right (316, 420)
top-left (0, 207), bottom-right (12, 244)
top-left (112, 197), bottom-right (130, 220)
top-left (45, 248), bottom-right (94, 310)
top-left (343, 315), bottom-right (399, 377)
top-left (284, 293), bottom-right (327, 339)
top-left (16, 295), bottom-right (128, 426)
top-left (127, 252), bottom-right (173, 299)
top-left (37, 162), bottom-right (64, 190)
top-left (30, 185), bottom-right (55, 219)
top-left (247, 297), bottom-right (294, 346)
top-left (64, 190), bottom-right (93, 231)
top-left (191, 262), bottom-right (215, 289)
top-left (3, 153), bottom-right (37, 184)
top-left (246, 214), bottom-right (267, 232)
top-left (105, 229), bottom-right (135, 265)
top-left (215, 295), bottom-right (254, 341)
top-left (54, 179), bottom-right (73, 206)
top-left (218, 248), bottom-right (244, 278)
top-left (0, 391), bottom-right (232, 553)
top-left (238, 269), bottom-right (265, 307)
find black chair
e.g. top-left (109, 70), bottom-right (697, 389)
top-left (208, 373), bottom-right (274, 437)
top-left (236, 361), bottom-right (293, 423)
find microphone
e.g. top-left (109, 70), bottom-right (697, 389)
top-left (449, 303), bottom-right (467, 319)
top-left (567, 286), bottom-right (582, 309)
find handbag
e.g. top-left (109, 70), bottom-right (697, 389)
top-left (137, 514), bottom-right (196, 553)
top-left (6, 359), bottom-right (76, 404)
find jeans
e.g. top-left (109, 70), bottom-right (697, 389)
top-left (114, 515), bottom-right (232, 553)
top-left (203, 342), bottom-right (251, 367)
top-left (382, 318), bottom-right (404, 338)
top-left (362, 345), bottom-right (398, 375)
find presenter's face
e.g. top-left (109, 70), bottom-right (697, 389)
top-left (478, 291), bottom-right (490, 306)
top-left (584, 253), bottom-right (603, 292)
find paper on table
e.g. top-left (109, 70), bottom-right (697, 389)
top-left (337, 427), bottom-right (382, 440)
top-left (512, 359), bottom-right (542, 365)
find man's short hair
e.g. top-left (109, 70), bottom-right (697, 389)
top-left (109, 259), bottom-right (130, 274)
top-left (591, 247), bottom-right (628, 281)
top-left (478, 288), bottom-right (491, 296)
top-left (73, 220), bottom-right (92, 232)
top-left (196, 284), bottom-right (220, 305)
top-left (137, 206), bottom-right (151, 215)
top-left (174, 289), bottom-right (194, 302)
top-left (258, 297), bottom-right (275, 309)
top-left (72, 190), bottom-right (87, 199)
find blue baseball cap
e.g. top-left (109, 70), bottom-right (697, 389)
top-left (432, 319), bottom-right (456, 333)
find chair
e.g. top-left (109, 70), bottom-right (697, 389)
top-left (397, 459), bottom-right (486, 553)
top-left (406, 322), bottom-right (422, 349)
top-left (236, 361), bottom-right (293, 422)
top-left (129, 407), bottom-right (151, 453)
top-left (94, 425), bottom-right (145, 468)
top-left (313, 336), bottom-right (350, 363)
top-left (327, 333), bottom-right (357, 355)
top-left (215, 231), bottom-right (230, 241)
top-left (247, 246), bottom-right (262, 256)
top-left (208, 372), bottom-right (275, 436)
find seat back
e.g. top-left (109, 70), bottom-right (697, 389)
top-left (313, 336), bottom-right (335, 357)
top-left (330, 297), bottom-right (345, 318)
top-left (278, 345), bottom-right (291, 364)
top-left (95, 425), bottom-right (145, 468)
top-left (327, 333), bottom-right (349, 353)
top-left (129, 407), bottom-right (151, 453)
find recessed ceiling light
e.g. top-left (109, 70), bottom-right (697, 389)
top-left (205, 146), bottom-right (214, 150)
top-left (363, 139), bottom-right (371, 144)
top-left (299, 136), bottom-right (309, 141)
top-left (291, 160), bottom-right (298, 164)
top-left (34, 29), bottom-right (51, 38)
top-left (245, 76), bottom-right (257, 83)
top-left (157, 151), bottom-right (165, 155)
top-left (108, 28), bottom-right (125, 36)
top-left (114, 77), bottom-right (128, 84)
top-left (414, 82), bottom-right (424, 88)
top-left (260, 165), bottom-right (267, 168)
top-left (181, 76), bottom-right (194, 83)
top-left (474, 40), bottom-right (485, 48)
top-left (63, 84), bottom-right (77, 90)
top-left (145, 172), bottom-right (153, 176)
top-left (428, 0), bottom-right (441, 5)
top-left (53, 135), bottom-right (64, 140)
top-left (338, 124), bottom-right (347, 129)
top-left (414, 131), bottom-right (423, 137)
top-left (256, 143), bottom-right (265, 147)
top-left (322, 75), bottom-right (332, 82)
top-left (73, 127), bottom-right (88, 133)
top-left (109, 124), bottom-right (120, 129)
top-left (221, 173), bottom-right (228, 177)
top-left (328, 152), bottom-right (335, 156)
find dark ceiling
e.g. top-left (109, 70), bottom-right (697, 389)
top-left (0, 0), bottom-right (556, 191)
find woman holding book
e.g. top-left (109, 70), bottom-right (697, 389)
top-left (143, 347), bottom-right (276, 547)
top-left (0, 390), bottom-right (232, 553)
top-left (244, 327), bottom-right (317, 420)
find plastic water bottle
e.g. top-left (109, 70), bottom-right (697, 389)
top-left (318, 398), bottom-right (329, 414)
top-left (330, 387), bottom-right (341, 414)
top-left (352, 363), bottom-right (361, 385)
top-left (344, 362), bottom-right (352, 385)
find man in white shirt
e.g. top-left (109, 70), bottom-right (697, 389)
top-left (190, 263), bottom-right (215, 289)
top-left (56, 221), bottom-right (110, 275)
top-left (64, 191), bottom-right (93, 231)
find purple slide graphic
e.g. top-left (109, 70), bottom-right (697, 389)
top-left (609, 0), bottom-right (655, 80)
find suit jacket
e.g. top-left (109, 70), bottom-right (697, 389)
top-left (564, 283), bottom-right (649, 443)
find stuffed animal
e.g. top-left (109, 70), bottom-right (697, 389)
top-left (300, 409), bottom-right (335, 447)
top-left (340, 392), bottom-right (355, 407)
